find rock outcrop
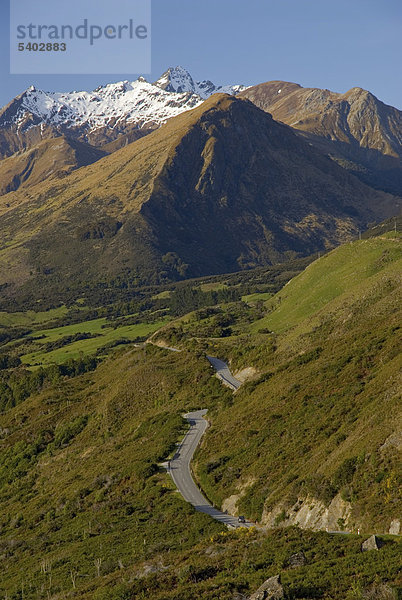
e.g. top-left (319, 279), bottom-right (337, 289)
top-left (388, 519), bottom-right (400, 535)
top-left (287, 551), bottom-right (307, 568)
top-left (262, 494), bottom-right (351, 532)
top-left (248, 575), bottom-right (284, 600)
top-left (361, 535), bottom-right (383, 552)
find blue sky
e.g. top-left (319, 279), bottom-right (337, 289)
top-left (1, 0), bottom-right (401, 108)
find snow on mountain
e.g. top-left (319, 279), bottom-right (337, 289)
top-left (7, 79), bottom-right (202, 132)
top-left (1, 67), bottom-right (247, 135)
top-left (153, 66), bottom-right (247, 99)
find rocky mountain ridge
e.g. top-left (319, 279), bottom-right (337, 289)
top-left (1, 69), bottom-right (401, 196)
top-left (0, 66), bottom-right (246, 156)
top-left (240, 81), bottom-right (402, 194)
top-left (0, 94), bottom-right (397, 301)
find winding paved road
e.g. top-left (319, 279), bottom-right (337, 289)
top-left (149, 346), bottom-right (249, 525)
top-left (168, 409), bottom-right (253, 528)
top-left (162, 350), bottom-right (354, 536)
top-left (206, 355), bottom-right (242, 391)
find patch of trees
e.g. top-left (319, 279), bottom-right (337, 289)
top-left (50, 416), bottom-right (89, 451)
top-left (168, 286), bottom-right (240, 316)
top-left (0, 254), bottom-right (314, 313)
top-left (0, 354), bottom-right (21, 370)
top-left (35, 300), bottom-right (158, 330)
top-left (95, 337), bottom-right (146, 355)
top-left (0, 356), bottom-right (98, 412)
top-left (0, 327), bottom-right (32, 345)
top-left (78, 220), bottom-right (122, 241)
top-left (0, 417), bottom-right (89, 488)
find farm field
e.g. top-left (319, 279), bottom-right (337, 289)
top-left (20, 318), bottom-right (169, 367)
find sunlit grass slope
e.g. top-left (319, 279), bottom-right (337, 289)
top-left (196, 237), bottom-right (401, 532)
top-left (252, 235), bottom-right (401, 333)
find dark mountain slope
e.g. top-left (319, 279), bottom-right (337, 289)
top-left (0, 94), bottom-right (398, 300)
top-left (139, 95), bottom-right (397, 276)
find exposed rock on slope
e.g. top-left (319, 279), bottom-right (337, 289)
top-left (248, 575), bottom-right (284, 600)
top-left (262, 494), bottom-right (352, 532)
top-left (361, 535), bottom-right (383, 552)
top-left (240, 81), bottom-right (402, 194)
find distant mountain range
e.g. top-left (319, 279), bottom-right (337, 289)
top-left (0, 91), bottom-right (397, 303)
top-left (1, 67), bottom-right (401, 196)
top-left (0, 66), bottom-right (247, 156)
top-left (0, 67), bottom-right (400, 303)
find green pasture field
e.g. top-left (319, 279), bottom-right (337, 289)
top-left (20, 318), bottom-right (169, 367)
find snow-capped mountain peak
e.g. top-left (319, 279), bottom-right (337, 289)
top-left (0, 67), bottom-right (248, 152)
top-left (154, 66), bottom-right (247, 99)
top-left (154, 66), bottom-right (197, 94)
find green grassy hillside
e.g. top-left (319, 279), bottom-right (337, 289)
top-left (1, 345), bottom-right (400, 600)
top-left (0, 346), bottom-right (227, 599)
top-left (251, 235), bottom-right (401, 333)
top-left (0, 306), bottom-right (69, 327)
top-left (19, 317), bottom-right (167, 367)
top-left (193, 237), bottom-right (401, 534)
top-left (0, 236), bottom-right (400, 599)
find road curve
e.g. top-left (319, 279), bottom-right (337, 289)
top-left (158, 347), bottom-right (353, 535)
top-left (206, 355), bottom-right (242, 391)
top-left (168, 409), bottom-right (253, 528)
